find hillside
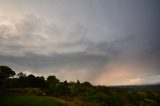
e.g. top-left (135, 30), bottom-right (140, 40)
top-left (1, 66), bottom-right (160, 106)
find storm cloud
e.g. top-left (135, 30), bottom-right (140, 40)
top-left (0, 0), bottom-right (160, 85)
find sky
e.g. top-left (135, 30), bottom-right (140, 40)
top-left (0, 0), bottom-right (160, 85)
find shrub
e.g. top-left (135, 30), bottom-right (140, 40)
top-left (27, 88), bottom-right (46, 96)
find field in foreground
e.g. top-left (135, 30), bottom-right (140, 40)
top-left (1, 87), bottom-right (160, 106)
top-left (0, 96), bottom-right (67, 106)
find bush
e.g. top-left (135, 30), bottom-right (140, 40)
top-left (7, 88), bottom-right (46, 96)
top-left (26, 88), bottom-right (46, 96)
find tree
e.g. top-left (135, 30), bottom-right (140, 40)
top-left (0, 66), bottom-right (16, 96)
top-left (46, 75), bottom-right (60, 95)
top-left (82, 81), bottom-right (92, 87)
top-left (0, 66), bottom-right (15, 79)
top-left (17, 72), bottom-right (26, 78)
top-left (27, 74), bottom-right (36, 87)
top-left (35, 76), bottom-right (46, 89)
top-left (47, 75), bottom-right (59, 85)
top-left (17, 72), bottom-right (27, 88)
top-left (76, 80), bottom-right (80, 85)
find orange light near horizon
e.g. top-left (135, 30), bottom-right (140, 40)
top-left (129, 78), bottom-right (143, 84)
top-left (94, 62), bottom-right (146, 85)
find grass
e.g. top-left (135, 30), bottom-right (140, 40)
top-left (0, 95), bottom-right (68, 106)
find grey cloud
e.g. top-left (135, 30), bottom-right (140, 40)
top-left (0, 14), bottom-right (89, 56)
top-left (111, 33), bottom-right (160, 76)
top-left (0, 0), bottom-right (160, 84)
top-left (0, 14), bottom-right (118, 82)
top-left (0, 51), bottom-right (109, 82)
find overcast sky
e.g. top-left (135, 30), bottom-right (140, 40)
top-left (0, 0), bottom-right (160, 85)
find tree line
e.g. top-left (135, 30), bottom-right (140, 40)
top-left (1, 66), bottom-right (160, 106)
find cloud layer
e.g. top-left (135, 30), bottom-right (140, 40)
top-left (0, 0), bottom-right (160, 85)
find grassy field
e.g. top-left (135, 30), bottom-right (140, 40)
top-left (0, 96), bottom-right (67, 106)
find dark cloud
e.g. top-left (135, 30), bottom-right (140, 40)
top-left (0, 0), bottom-right (160, 84)
top-left (0, 51), bottom-right (109, 82)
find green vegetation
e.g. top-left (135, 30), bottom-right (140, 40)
top-left (0, 96), bottom-right (67, 106)
top-left (1, 66), bottom-right (160, 106)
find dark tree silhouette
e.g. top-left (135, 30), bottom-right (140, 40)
top-left (0, 66), bottom-right (16, 95)
top-left (0, 66), bottom-right (15, 79)
top-left (17, 72), bottom-right (26, 78)
top-left (47, 75), bottom-right (59, 85)
top-left (27, 74), bottom-right (36, 87)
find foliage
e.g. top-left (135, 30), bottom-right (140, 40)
top-left (0, 66), bottom-right (15, 79)
top-left (1, 67), bottom-right (160, 106)
top-left (7, 88), bottom-right (45, 96)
